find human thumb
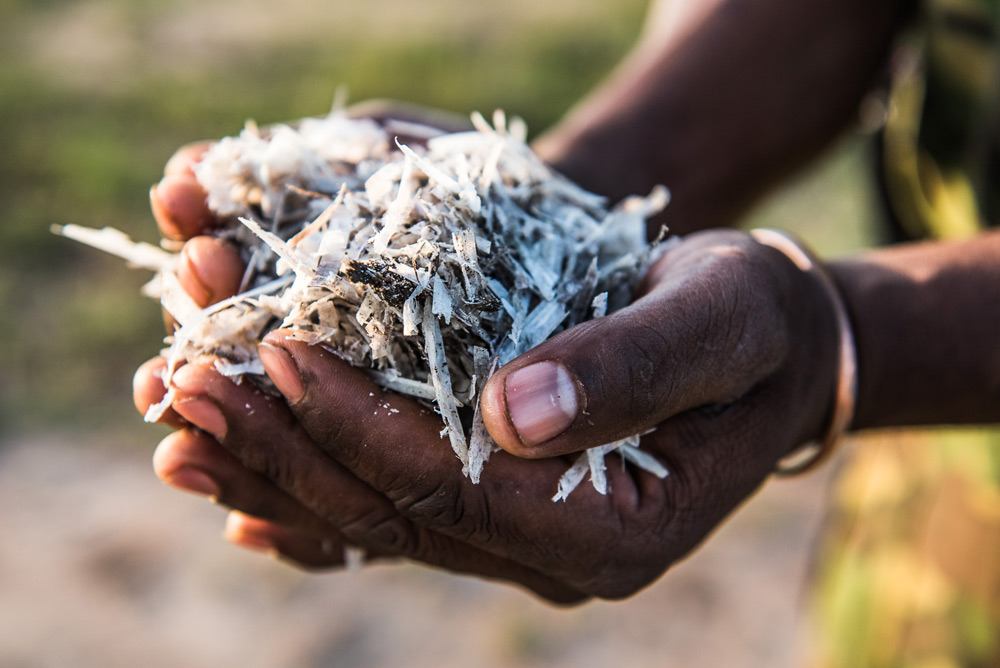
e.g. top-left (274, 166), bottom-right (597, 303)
top-left (479, 282), bottom-right (787, 459)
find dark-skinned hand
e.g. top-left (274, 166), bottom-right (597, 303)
top-left (135, 136), bottom-right (840, 603)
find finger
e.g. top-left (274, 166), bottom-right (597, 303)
top-left (258, 332), bottom-right (667, 598)
top-left (223, 512), bottom-right (378, 571)
top-left (133, 357), bottom-right (185, 427)
top-left (177, 236), bottom-right (245, 307)
top-left (164, 141), bottom-right (212, 178)
top-left (150, 173), bottom-right (216, 241)
top-left (480, 233), bottom-right (790, 458)
top-left (223, 512), bottom-right (343, 569)
top-left (169, 361), bottom-right (587, 604)
top-left (156, 429), bottom-right (390, 570)
top-left (153, 428), bottom-right (335, 539)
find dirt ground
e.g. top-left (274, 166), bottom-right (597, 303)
top-left (0, 432), bottom-right (835, 668)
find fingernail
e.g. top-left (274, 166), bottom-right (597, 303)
top-left (174, 398), bottom-right (227, 440)
top-left (150, 174), bottom-right (213, 239)
top-left (224, 513), bottom-right (275, 553)
top-left (259, 343), bottom-right (304, 403)
top-left (179, 247), bottom-right (212, 306)
top-left (149, 183), bottom-right (182, 238)
top-left (164, 142), bottom-right (209, 177)
top-left (165, 466), bottom-right (220, 498)
top-left (181, 237), bottom-right (245, 305)
top-left (504, 361), bottom-right (579, 446)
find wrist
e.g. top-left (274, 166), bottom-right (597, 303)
top-left (828, 232), bottom-right (1000, 430)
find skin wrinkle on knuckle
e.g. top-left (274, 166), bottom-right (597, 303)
top-left (464, 489), bottom-right (499, 542)
top-left (394, 480), bottom-right (465, 529)
top-left (612, 330), bottom-right (663, 419)
top-left (296, 401), bottom-right (362, 464)
top-left (394, 479), bottom-right (502, 549)
top-left (240, 446), bottom-right (297, 494)
top-left (339, 510), bottom-right (416, 553)
top-left (653, 497), bottom-right (684, 548)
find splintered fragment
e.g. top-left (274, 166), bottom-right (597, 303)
top-left (342, 259), bottom-right (415, 309)
top-left (53, 224), bottom-right (177, 274)
top-left (423, 299), bottom-right (469, 468)
top-left (60, 108), bottom-right (672, 500)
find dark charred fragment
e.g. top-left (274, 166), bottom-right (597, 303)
top-left (254, 315), bottom-right (282, 340)
top-left (466, 292), bottom-right (502, 312)
top-left (340, 258), bottom-right (415, 308)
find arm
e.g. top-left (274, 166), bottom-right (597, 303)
top-left (535, 0), bottom-right (914, 234)
top-left (832, 231), bottom-right (1000, 429)
top-left (139, 0), bottom-right (986, 603)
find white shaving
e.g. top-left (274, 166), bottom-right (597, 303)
top-left (62, 109), bottom-right (671, 500)
top-left (53, 224), bottom-right (178, 273)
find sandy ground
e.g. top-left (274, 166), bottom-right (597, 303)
top-left (0, 432), bottom-right (834, 668)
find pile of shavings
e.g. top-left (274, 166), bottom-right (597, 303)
top-left (58, 109), bottom-right (672, 501)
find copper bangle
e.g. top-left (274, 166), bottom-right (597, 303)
top-left (750, 228), bottom-right (858, 476)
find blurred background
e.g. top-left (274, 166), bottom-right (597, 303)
top-left (0, 0), bottom-right (885, 666)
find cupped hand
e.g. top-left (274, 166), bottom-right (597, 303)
top-left (139, 225), bottom-right (841, 602)
top-left (136, 111), bottom-right (585, 597)
top-left (139, 142), bottom-right (387, 575)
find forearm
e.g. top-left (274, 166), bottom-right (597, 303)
top-left (535, 0), bottom-right (913, 235)
top-left (830, 230), bottom-right (1000, 430)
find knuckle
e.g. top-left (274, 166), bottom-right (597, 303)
top-left (299, 405), bottom-right (351, 451)
top-left (340, 510), bottom-right (418, 554)
top-left (294, 408), bottom-right (375, 477)
top-left (242, 446), bottom-right (296, 491)
top-left (390, 478), bottom-right (499, 545)
top-left (394, 479), bottom-right (467, 530)
top-left (591, 318), bottom-right (674, 419)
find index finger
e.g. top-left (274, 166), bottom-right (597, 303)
top-left (151, 142), bottom-right (217, 240)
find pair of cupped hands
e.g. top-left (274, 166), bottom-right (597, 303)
top-left (134, 130), bottom-right (839, 605)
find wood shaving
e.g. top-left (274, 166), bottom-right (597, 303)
top-left (58, 109), bottom-right (672, 500)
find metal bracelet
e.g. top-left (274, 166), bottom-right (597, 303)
top-left (750, 228), bottom-right (858, 476)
